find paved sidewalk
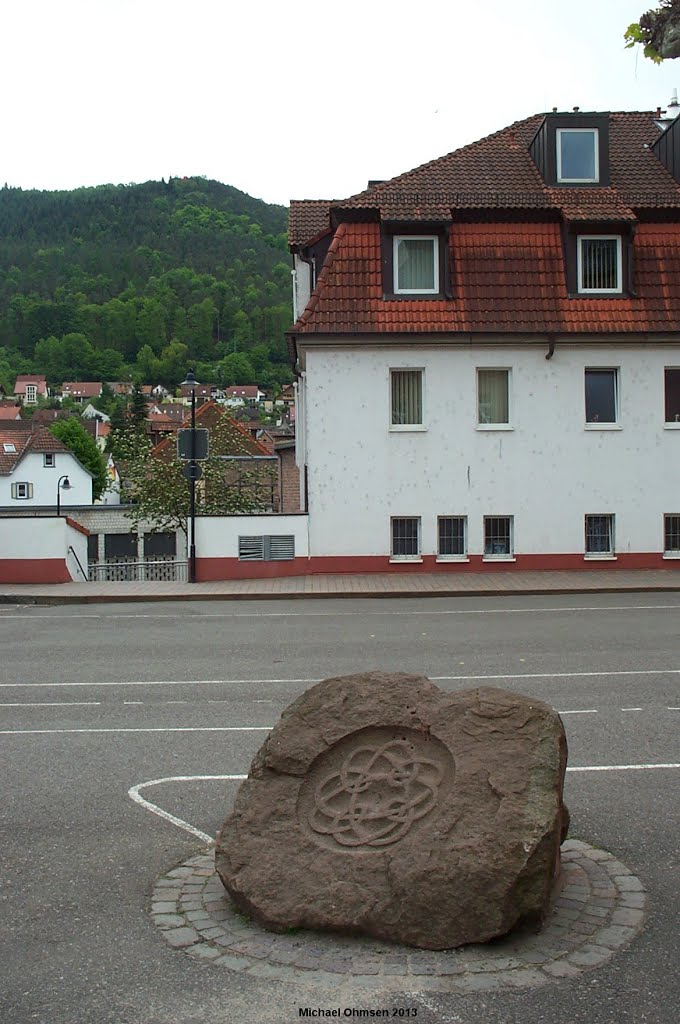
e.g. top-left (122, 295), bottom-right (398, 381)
top-left (2, 567), bottom-right (680, 603)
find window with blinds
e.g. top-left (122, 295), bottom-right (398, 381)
top-left (477, 369), bottom-right (510, 425)
top-left (578, 236), bottom-right (621, 293)
top-left (238, 535), bottom-right (295, 561)
top-left (393, 236), bottom-right (438, 293)
top-left (390, 369), bottom-right (423, 427)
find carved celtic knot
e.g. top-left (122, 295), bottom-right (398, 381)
top-left (307, 739), bottom-right (444, 848)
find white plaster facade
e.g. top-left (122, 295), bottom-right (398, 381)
top-left (298, 340), bottom-right (680, 561)
top-left (197, 513), bottom-right (309, 559)
top-left (0, 451), bottom-right (92, 510)
top-left (0, 516), bottom-right (89, 582)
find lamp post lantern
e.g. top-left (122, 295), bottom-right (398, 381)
top-left (180, 369), bottom-right (199, 583)
top-left (56, 475), bottom-right (71, 517)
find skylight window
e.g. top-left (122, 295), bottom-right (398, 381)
top-left (3, 442), bottom-right (17, 453)
top-left (556, 128), bottom-right (599, 183)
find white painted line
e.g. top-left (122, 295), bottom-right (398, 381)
top-left (3, 667), bottom-right (680, 689)
top-left (568, 763), bottom-right (680, 772)
top-left (0, 726), bottom-right (272, 736)
top-left (668, 707), bottom-right (680, 710)
top-left (128, 775), bottom-right (246, 844)
top-left (557, 709), bottom-right (598, 715)
top-left (5, 603), bottom-right (680, 621)
top-left (123, 701), bottom-right (143, 705)
top-left (0, 701), bottom-right (102, 708)
top-left (621, 708), bottom-right (643, 712)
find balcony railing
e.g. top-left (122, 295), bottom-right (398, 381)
top-left (88, 558), bottom-right (188, 582)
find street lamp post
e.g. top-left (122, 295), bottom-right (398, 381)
top-left (56, 475), bottom-right (71, 516)
top-left (180, 369), bottom-right (199, 583)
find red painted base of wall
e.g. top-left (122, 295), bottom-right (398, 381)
top-left (195, 552), bottom-right (680, 581)
top-left (0, 559), bottom-right (71, 584)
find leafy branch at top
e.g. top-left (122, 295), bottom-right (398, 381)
top-left (625, 1), bottom-right (680, 62)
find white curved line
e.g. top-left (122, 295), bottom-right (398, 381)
top-left (128, 774), bottom-right (246, 844)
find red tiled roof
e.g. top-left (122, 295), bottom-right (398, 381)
top-left (62, 382), bottom-right (102, 398)
top-left (292, 220), bottom-right (680, 335)
top-left (13, 375), bottom-right (47, 396)
top-left (289, 111), bottom-right (680, 338)
top-left (0, 406), bottom-right (21, 420)
top-left (151, 402), bottom-right (270, 460)
top-left (225, 386), bottom-right (261, 399)
top-left (289, 200), bottom-right (334, 247)
top-left (0, 424), bottom-right (72, 474)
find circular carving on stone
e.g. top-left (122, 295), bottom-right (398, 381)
top-left (297, 726), bottom-right (454, 851)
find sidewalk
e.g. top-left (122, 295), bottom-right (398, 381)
top-left (2, 567), bottom-right (680, 603)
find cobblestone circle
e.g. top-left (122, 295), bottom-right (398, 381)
top-left (150, 839), bottom-right (646, 991)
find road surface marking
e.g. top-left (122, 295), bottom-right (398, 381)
top-left (0, 701), bottom-right (102, 708)
top-left (0, 726), bottom-right (272, 735)
top-left (128, 775), bottom-right (246, 844)
top-left (3, 667), bottom-right (680, 689)
top-left (622, 707), bottom-right (643, 712)
top-left (128, 765), bottom-right (680, 844)
top-left (557, 709), bottom-right (598, 715)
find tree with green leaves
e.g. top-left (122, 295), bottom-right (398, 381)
top-left (49, 417), bottom-right (109, 500)
top-left (115, 411), bottom-right (277, 536)
top-left (626, 1), bottom-right (680, 61)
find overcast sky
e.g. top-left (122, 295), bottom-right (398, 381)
top-left (3, 0), bottom-right (680, 207)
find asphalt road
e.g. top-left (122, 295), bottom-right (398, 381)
top-left (1, 593), bottom-right (679, 1024)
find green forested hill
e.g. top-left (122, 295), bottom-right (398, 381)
top-left (0, 177), bottom-right (294, 393)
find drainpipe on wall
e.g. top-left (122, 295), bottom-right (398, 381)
top-left (546, 334), bottom-right (556, 360)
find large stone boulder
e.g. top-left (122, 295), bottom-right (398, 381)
top-left (215, 672), bottom-right (569, 950)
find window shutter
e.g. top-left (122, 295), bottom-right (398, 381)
top-left (11, 483), bottom-right (17, 499)
top-left (239, 536), bottom-right (265, 560)
top-left (28, 483), bottom-right (34, 498)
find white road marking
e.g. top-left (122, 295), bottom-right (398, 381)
top-left (557, 709), bottom-right (598, 715)
top-left (0, 726), bottom-right (272, 735)
top-left (4, 603), bottom-right (680, 621)
top-left (622, 707), bottom-right (643, 712)
top-left (0, 701), bottom-right (102, 707)
top-left (128, 775), bottom-right (246, 844)
top-left (3, 667), bottom-right (680, 689)
top-left (129, 765), bottom-right (680, 847)
top-left (123, 701), bottom-right (143, 705)
top-left (568, 763), bottom-right (680, 772)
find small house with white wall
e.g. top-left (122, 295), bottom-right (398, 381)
top-left (288, 105), bottom-right (680, 572)
top-left (0, 422), bottom-right (93, 510)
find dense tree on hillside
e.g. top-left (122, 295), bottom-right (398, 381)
top-left (0, 177), bottom-right (294, 391)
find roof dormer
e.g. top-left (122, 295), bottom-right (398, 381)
top-left (530, 111), bottom-right (611, 188)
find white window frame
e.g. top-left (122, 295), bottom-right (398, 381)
top-left (43, 453), bottom-right (55, 468)
top-left (11, 481), bottom-right (33, 500)
top-left (663, 514), bottom-right (680, 559)
top-left (584, 514), bottom-right (616, 559)
top-left (476, 368), bottom-right (512, 429)
top-left (482, 516), bottom-right (515, 561)
top-left (556, 127), bottom-right (599, 184)
top-left (24, 384), bottom-right (38, 404)
top-left (393, 236), bottom-right (439, 294)
top-left (390, 368), bottom-right (425, 430)
top-left (577, 235), bottom-right (622, 294)
top-left (585, 367), bottom-right (620, 428)
top-left (437, 515), bottom-right (468, 562)
top-left (390, 516), bottom-right (422, 562)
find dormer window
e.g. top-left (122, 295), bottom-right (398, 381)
top-left (557, 128), bottom-right (599, 183)
top-left (393, 236), bottom-right (439, 294)
top-left (577, 236), bottom-right (622, 293)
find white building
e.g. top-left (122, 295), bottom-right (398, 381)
top-left (288, 108), bottom-right (680, 572)
top-left (0, 424), bottom-right (93, 510)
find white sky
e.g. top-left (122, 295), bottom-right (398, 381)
top-left (3, 0), bottom-right (680, 207)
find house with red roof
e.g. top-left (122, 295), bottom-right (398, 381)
top-left (13, 375), bottom-right (49, 406)
top-left (0, 421), bottom-right (94, 508)
top-left (288, 105), bottom-right (680, 572)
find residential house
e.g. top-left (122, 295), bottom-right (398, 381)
top-left (0, 421), bottom-right (93, 509)
top-left (288, 106), bottom-right (680, 571)
top-left (13, 375), bottom-right (49, 406)
top-left (0, 405), bottom-right (22, 421)
top-left (224, 385), bottom-right (265, 407)
top-left (61, 382), bottom-right (103, 404)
